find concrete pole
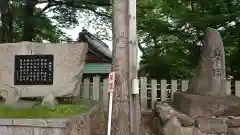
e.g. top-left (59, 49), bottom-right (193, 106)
top-left (128, 0), bottom-right (142, 134)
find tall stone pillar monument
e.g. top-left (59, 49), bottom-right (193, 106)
top-left (187, 28), bottom-right (226, 96)
top-left (173, 28), bottom-right (240, 117)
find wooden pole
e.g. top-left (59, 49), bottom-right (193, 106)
top-left (111, 0), bottom-right (131, 134)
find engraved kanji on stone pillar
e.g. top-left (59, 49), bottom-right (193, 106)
top-left (187, 28), bottom-right (226, 96)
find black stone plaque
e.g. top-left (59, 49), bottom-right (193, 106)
top-left (14, 55), bottom-right (54, 85)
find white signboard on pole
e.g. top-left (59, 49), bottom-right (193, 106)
top-left (108, 72), bottom-right (115, 92)
top-left (107, 72), bottom-right (115, 135)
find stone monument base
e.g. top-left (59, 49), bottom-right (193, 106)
top-left (173, 92), bottom-right (240, 117)
top-left (153, 101), bottom-right (240, 135)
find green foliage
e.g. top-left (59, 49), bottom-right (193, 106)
top-left (34, 15), bottom-right (72, 42)
top-left (40, 0), bottom-right (112, 41)
top-left (50, 5), bottom-right (79, 29)
top-left (138, 0), bottom-right (240, 79)
top-left (0, 0), bottom-right (112, 42)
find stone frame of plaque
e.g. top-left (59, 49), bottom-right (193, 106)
top-left (14, 55), bottom-right (54, 85)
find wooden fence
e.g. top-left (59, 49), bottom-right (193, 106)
top-left (80, 76), bottom-right (240, 110)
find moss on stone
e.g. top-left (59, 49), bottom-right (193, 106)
top-left (177, 115), bottom-right (195, 127)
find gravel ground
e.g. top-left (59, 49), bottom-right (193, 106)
top-left (142, 112), bottom-right (156, 135)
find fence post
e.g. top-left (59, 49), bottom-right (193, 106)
top-left (226, 81), bottom-right (231, 95)
top-left (235, 81), bottom-right (240, 97)
top-left (181, 80), bottom-right (189, 92)
top-left (92, 76), bottom-right (100, 102)
top-left (103, 79), bottom-right (109, 108)
top-left (171, 80), bottom-right (177, 103)
top-left (151, 79), bottom-right (157, 109)
top-left (161, 80), bottom-right (168, 101)
top-left (83, 78), bottom-right (90, 99)
top-left (140, 77), bottom-right (147, 110)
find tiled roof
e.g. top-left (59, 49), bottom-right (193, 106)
top-left (78, 29), bottom-right (112, 59)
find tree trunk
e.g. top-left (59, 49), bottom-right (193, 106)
top-left (0, 0), bottom-right (8, 43)
top-left (5, 7), bottom-right (13, 42)
top-left (23, 0), bottom-right (37, 41)
top-left (111, 0), bottom-right (131, 134)
top-left (0, 0), bottom-right (13, 43)
top-left (0, 12), bottom-right (6, 43)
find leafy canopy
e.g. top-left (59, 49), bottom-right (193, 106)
top-left (138, 0), bottom-right (240, 79)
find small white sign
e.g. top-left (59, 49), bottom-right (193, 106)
top-left (108, 72), bottom-right (115, 92)
top-left (107, 72), bottom-right (115, 135)
top-left (132, 78), bottom-right (139, 94)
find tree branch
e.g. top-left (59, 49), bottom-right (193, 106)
top-left (36, 2), bottom-right (52, 16)
top-left (37, 0), bottom-right (49, 4)
top-left (36, 0), bottom-right (72, 16)
top-left (138, 43), bottom-right (145, 53)
top-left (77, 0), bottom-right (111, 6)
top-left (48, 0), bottom-right (110, 7)
top-left (40, 0), bottom-right (112, 18)
top-left (80, 6), bottom-right (111, 18)
top-left (35, 0), bottom-right (153, 17)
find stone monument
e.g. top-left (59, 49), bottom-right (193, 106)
top-left (187, 28), bottom-right (226, 96)
top-left (173, 28), bottom-right (240, 117)
top-left (152, 28), bottom-right (240, 135)
top-left (0, 42), bottom-right (88, 105)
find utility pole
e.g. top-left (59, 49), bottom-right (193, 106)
top-left (111, 0), bottom-right (141, 134)
top-left (128, 0), bottom-right (142, 134)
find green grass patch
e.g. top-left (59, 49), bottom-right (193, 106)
top-left (0, 103), bottom-right (91, 118)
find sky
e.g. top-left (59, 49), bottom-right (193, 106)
top-left (37, 4), bottom-right (141, 68)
